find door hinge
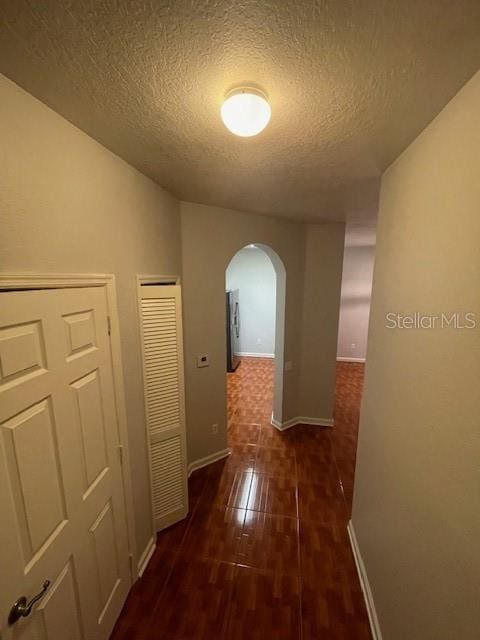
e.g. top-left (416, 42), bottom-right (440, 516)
top-left (107, 316), bottom-right (112, 336)
top-left (117, 443), bottom-right (124, 465)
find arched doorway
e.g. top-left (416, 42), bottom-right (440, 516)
top-left (225, 243), bottom-right (286, 427)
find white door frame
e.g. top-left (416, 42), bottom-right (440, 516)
top-left (0, 273), bottom-right (137, 582)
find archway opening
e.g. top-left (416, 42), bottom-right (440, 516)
top-left (225, 243), bottom-right (286, 435)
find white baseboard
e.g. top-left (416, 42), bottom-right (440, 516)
top-left (137, 536), bottom-right (156, 578)
top-left (271, 416), bottom-right (283, 429)
top-left (236, 352), bottom-right (275, 359)
top-left (337, 357), bottom-right (366, 363)
top-left (271, 415), bottom-right (334, 431)
top-left (187, 448), bottom-right (230, 477)
top-left (347, 521), bottom-right (383, 640)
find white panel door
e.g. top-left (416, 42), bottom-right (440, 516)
top-left (0, 287), bottom-right (130, 640)
top-left (139, 284), bottom-right (188, 531)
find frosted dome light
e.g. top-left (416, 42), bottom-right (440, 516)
top-left (220, 88), bottom-right (271, 137)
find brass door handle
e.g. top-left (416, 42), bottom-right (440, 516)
top-left (8, 580), bottom-right (50, 625)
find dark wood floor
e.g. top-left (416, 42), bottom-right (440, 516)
top-left (110, 358), bottom-right (371, 639)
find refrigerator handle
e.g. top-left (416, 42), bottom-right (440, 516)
top-left (234, 302), bottom-right (240, 338)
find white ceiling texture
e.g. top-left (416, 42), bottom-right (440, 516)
top-left (1, 1), bottom-right (480, 222)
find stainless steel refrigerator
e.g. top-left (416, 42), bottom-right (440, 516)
top-left (226, 289), bottom-right (240, 372)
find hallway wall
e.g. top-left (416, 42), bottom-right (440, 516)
top-left (181, 202), bottom-right (345, 463)
top-left (0, 73), bottom-right (181, 566)
top-left (299, 223), bottom-right (345, 420)
top-left (181, 202), bottom-right (304, 462)
top-left (353, 69), bottom-right (480, 639)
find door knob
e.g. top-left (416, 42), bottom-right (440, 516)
top-left (8, 580), bottom-right (50, 625)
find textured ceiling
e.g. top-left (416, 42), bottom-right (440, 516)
top-left (1, 1), bottom-right (480, 222)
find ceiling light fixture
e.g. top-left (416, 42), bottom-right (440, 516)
top-left (220, 87), bottom-right (271, 137)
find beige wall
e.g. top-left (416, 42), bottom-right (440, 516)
top-left (299, 223), bottom-right (345, 419)
top-left (353, 70), bottom-right (480, 639)
top-left (180, 201), bottom-right (304, 461)
top-left (180, 202), bottom-right (345, 463)
top-left (0, 74), bottom-right (181, 563)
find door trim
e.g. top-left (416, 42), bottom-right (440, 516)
top-left (0, 272), bottom-right (137, 583)
top-left (137, 274), bottom-right (181, 286)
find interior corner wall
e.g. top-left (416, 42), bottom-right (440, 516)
top-left (0, 74), bottom-right (182, 564)
top-left (352, 69), bottom-right (480, 639)
top-left (298, 223), bottom-right (345, 420)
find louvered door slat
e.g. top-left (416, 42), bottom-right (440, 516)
top-left (147, 400), bottom-right (180, 415)
top-left (146, 381), bottom-right (179, 394)
top-left (139, 284), bottom-right (188, 532)
top-left (147, 392), bottom-right (180, 407)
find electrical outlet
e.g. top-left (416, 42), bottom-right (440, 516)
top-left (285, 360), bottom-right (293, 371)
top-left (211, 423), bottom-right (218, 435)
top-left (351, 343), bottom-right (356, 350)
top-left (256, 337), bottom-right (262, 345)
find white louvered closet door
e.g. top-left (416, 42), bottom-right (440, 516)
top-left (139, 284), bottom-right (188, 531)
